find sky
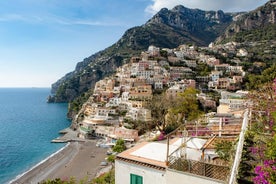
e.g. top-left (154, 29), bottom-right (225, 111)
top-left (0, 0), bottom-right (268, 87)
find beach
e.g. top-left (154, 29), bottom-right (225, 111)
top-left (9, 140), bottom-right (109, 184)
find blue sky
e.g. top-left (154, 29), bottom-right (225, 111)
top-left (0, 0), bottom-right (268, 87)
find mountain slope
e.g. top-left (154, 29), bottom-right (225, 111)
top-left (145, 6), bottom-right (233, 46)
top-left (49, 5), bottom-right (233, 103)
top-left (216, 0), bottom-right (276, 43)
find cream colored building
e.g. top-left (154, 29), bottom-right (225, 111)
top-left (115, 138), bottom-right (225, 184)
top-left (217, 91), bottom-right (248, 116)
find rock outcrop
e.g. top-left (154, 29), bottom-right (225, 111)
top-left (216, 0), bottom-right (276, 43)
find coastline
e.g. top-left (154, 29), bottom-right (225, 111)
top-left (9, 142), bottom-right (77, 184)
top-left (9, 133), bottom-right (109, 184)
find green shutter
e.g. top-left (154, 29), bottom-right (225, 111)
top-left (130, 174), bottom-right (136, 184)
top-left (137, 175), bottom-right (143, 184)
top-left (130, 174), bottom-right (143, 184)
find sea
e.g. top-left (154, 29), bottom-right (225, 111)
top-left (0, 88), bottom-right (71, 184)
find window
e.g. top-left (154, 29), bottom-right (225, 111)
top-left (130, 174), bottom-right (143, 184)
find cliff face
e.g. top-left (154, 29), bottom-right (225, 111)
top-left (116, 5), bottom-right (233, 50)
top-left (49, 5), bottom-right (234, 103)
top-left (145, 5), bottom-right (233, 46)
top-left (216, 0), bottom-right (276, 43)
top-left (49, 51), bottom-right (125, 102)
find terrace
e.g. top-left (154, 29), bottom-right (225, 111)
top-left (164, 112), bottom-right (247, 183)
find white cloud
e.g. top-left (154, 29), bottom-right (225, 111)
top-left (146, 0), bottom-right (268, 15)
top-left (67, 19), bottom-right (124, 26)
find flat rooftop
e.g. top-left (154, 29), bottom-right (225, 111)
top-left (130, 140), bottom-right (181, 163)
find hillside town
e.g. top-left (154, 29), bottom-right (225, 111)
top-left (74, 43), bottom-right (248, 139)
top-left (69, 43), bottom-right (252, 183)
top-left (4, 1), bottom-right (276, 184)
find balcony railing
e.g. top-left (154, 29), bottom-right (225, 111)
top-left (168, 157), bottom-right (230, 182)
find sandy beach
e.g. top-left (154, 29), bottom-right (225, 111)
top-left (9, 140), bottom-right (109, 184)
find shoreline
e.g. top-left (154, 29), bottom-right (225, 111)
top-left (9, 142), bottom-right (78, 184)
top-left (9, 134), bottom-right (109, 184)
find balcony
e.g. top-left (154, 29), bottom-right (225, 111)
top-left (168, 156), bottom-right (230, 182)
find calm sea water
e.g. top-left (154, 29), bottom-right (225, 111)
top-left (0, 88), bottom-right (70, 184)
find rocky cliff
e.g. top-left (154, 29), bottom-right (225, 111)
top-left (216, 0), bottom-right (276, 43)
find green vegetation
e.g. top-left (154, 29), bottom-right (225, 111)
top-left (55, 83), bottom-right (68, 102)
top-left (146, 87), bottom-right (203, 134)
top-left (40, 177), bottom-right (88, 184)
top-left (40, 169), bottom-right (115, 184)
top-left (237, 81), bottom-right (276, 183)
top-left (195, 62), bottom-right (212, 76)
top-left (160, 49), bottom-right (168, 58)
top-left (222, 25), bottom-right (276, 44)
top-left (112, 139), bottom-right (126, 153)
top-left (123, 119), bottom-right (149, 135)
top-left (68, 90), bottom-right (92, 120)
top-left (92, 168), bottom-right (115, 184)
top-left (265, 134), bottom-right (276, 160)
top-left (146, 92), bottom-right (176, 132)
top-left (172, 87), bottom-right (203, 121)
top-left (245, 64), bottom-right (276, 90)
top-left (214, 140), bottom-right (234, 161)
top-left (237, 131), bottom-right (257, 183)
top-left (107, 138), bottom-right (126, 163)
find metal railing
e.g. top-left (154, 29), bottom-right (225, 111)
top-left (228, 110), bottom-right (249, 184)
top-left (168, 157), bottom-right (230, 181)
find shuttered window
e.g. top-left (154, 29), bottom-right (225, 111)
top-left (130, 173), bottom-right (143, 184)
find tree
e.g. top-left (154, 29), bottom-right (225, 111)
top-left (112, 138), bottom-right (126, 153)
top-left (164, 109), bottom-right (182, 134)
top-left (214, 140), bottom-right (233, 161)
top-left (92, 169), bottom-right (115, 184)
top-left (172, 87), bottom-right (203, 121)
top-left (146, 88), bottom-right (203, 133)
top-left (107, 138), bottom-right (126, 163)
top-left (160, 49), bottom-right (168, 58)
top-left (246, 64), bottom-right (276, 90)
top-left (146, 92), bottom-right (177, 131)
top-left (195, 62), bottom-right (212, 76)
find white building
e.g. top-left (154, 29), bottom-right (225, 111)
top-left (217, 90), bottom-right (248, 116)
top-left (210, 70), bottom-right (222, 82)
top-left (106, 97), bottom-right (121, 107)
top-left (148, 45), bottom-right (160, 56)
top-left (166, 84), bottom-right (186, 98)
top-left (116, 139), bottom-right (181, 184)
top-left (121, 92), bottom-right (130, 102)
top-left (154, 81), bottom-right (163, 90)
top-left (115, 138), bottom-right (225, 184)
top-left (237, 48), bottom-right (248, 57)
top-left (125, 108), bottom-right (151, 122)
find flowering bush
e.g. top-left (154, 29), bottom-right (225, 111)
top-left (250, 146), bottom-right (265, 160)
top-left (158, 131), bottom-right (165, 141)
top-left (254, 160), bottom-right (276, 184)
top-left (190, 127), bottom-right (209, 136)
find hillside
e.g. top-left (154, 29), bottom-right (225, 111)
top-left (216, 0), bottom-right (276, 43)
top-left (49, 5), bottom-right (233, 103)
